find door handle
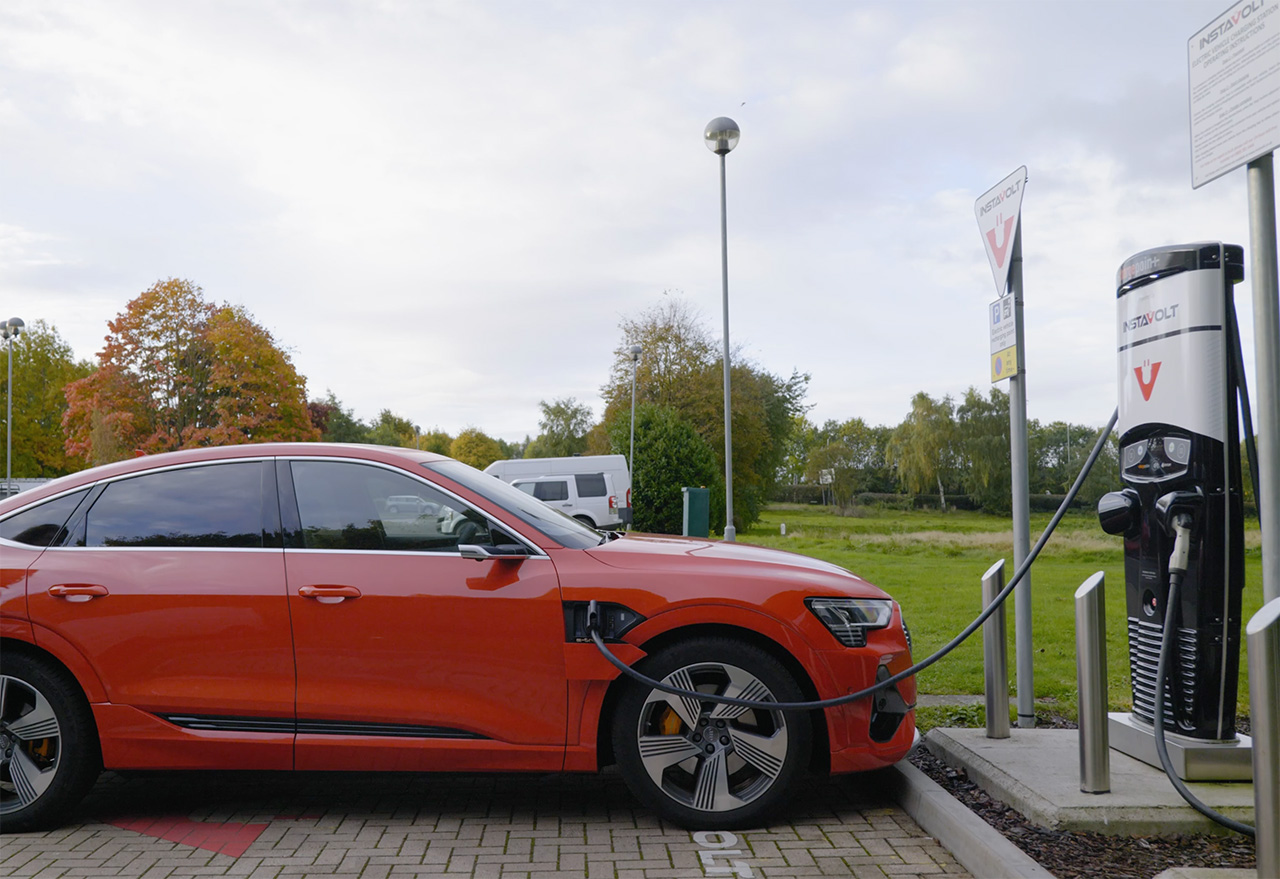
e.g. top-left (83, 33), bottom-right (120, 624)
top-left (298, 584), bottom-right (362, 604)
top-left (48, 584), bottom-right (109, 602)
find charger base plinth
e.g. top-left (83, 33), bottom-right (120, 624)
top-left (1108, 712), bottom-right (1253, 781)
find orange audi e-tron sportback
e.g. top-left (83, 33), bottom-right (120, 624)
top-left (0, 443), bottom-right (915, 831)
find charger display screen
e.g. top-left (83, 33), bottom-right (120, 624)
top-left (1122, 435), bottom-right (1191, 482)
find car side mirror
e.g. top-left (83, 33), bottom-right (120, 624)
top-left (458, 528), bottom-right (531, 561)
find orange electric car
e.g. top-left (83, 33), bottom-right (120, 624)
top-left (0, 443), bottom-right (915, 831)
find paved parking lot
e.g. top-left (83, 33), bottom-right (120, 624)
top-left (0, 769), bottom-right (968, 879)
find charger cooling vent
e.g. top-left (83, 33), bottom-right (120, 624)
top-left (1127, 617), bottom-right (1198, 728)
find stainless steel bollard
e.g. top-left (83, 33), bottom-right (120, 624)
top-left (982, 559), bottom-right (1010, 739)
top-left (1247, 597), bottom-right (1280, 879)
top-left (1074, 572), bottom-right (1110, 794)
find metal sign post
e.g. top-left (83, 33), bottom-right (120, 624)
top-left (1187, 7), bottom-right (1280, 869)
top-left (1248, 155), bottom-right (1280, 607)
top-left (977, 167), bottom-right (1035, 728)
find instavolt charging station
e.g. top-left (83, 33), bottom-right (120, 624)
top-left (1099, 243), bottom-right (1254, 779)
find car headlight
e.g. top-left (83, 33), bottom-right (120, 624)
top-left (806, 598), bottom-right (894, 648)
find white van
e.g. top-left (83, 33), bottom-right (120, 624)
top-left (485, 455), bottom-right (631, 529)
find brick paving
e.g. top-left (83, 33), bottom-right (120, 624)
top-left (0, 769), bottom-right (968, 879)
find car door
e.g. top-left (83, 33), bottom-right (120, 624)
top-left (280, 458), bottom-right (567, 772)
top-left (23, 460), bottom-right (294, 769)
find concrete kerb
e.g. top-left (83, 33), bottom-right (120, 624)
top-left (884, 760), bottom-right (1055, 879)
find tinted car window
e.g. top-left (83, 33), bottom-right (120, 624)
top-left (85, 464), bottom-right (266, 548)
top-left (0, 489), bottom-right (90, 548)
top-left (532, 481), bottom-right (568, 502)
top-left (290, 460), bottom-right (489, 552)
top-left (423, 460), bottom-right (601, 549)
top-left (575, 473), bottom-right (607, 497)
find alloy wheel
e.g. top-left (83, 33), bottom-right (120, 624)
top-left (634, 661), bottom-right (789, 814)
top-left (0, 675), bottom-right (63, 816)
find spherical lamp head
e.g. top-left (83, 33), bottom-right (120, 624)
top-left (629, 344), bottom-right (642, 361)
top-left (2, 317), bottom-right (22, 340)
top-left (704, 117), bottom-right (740, 155)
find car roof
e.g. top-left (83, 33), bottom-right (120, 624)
top-left (0, 444), bottom-right (452, 514)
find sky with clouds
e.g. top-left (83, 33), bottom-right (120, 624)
top-left (1, 0), bottom-right (1271, 442)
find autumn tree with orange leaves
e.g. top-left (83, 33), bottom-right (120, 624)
top-left (63, 279), bottom-right (319, 465)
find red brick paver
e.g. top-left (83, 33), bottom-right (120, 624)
top-left (0, 770), bottom-right (968, 878)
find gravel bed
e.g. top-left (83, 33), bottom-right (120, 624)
top-left (909, 713), bottom-right (1258, 879)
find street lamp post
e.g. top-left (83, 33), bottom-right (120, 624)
top-left (628, 344), bottom-right (642, 530)
top-left (3, 317), bottom-right (25, 494)
top-left (628, 343), bottom-right (642, 468)
top-left (705, 116), bottom-right (739, 541)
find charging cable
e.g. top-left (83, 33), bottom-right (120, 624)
top-left (588, 408), bottom-right (1119, 713)
top-left (1151, 513), bottom-right (1256, 838)
top-left (1227, 296), bottom-right (1263, 519)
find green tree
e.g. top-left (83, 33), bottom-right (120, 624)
top-left (1028, 418), bottom-right (1120, 505)
top-left (1070, 423), bottom-right (1121, 506)
top-left (607, 403), bottom-right (723, 534)
top-left (526, 397), bottom-right (592, 458)
top-left (0, 320), bottom-right (93, 477)
top-left (450, 427), bottom-right (503, 469)
top-left (64, 279), bottom-right (318, 464)
top-left (420, 429), bottom-right (454, 455)
top-left (955, 387), bottom-right (1011, 512)
top-left (599, 298), bottom-right (807, 531)
top-left (886, 391), bottom-right (957, 510)
top-left (309, 391), bottom-right (372, 443)
top-left (367, 409), bottom-right (418, 447)
top-left (806, 417), bottom-right (894, 505)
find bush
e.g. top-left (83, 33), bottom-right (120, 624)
top-left (607, 404), bottom-right (725, 534)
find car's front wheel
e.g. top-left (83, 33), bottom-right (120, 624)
top-left (0, 654), bottom-right (101, 833)
top-left (612, 637), bottom-right (811, 828)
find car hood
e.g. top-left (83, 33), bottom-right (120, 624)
top-left (583, 533), bottom-right (889, 599)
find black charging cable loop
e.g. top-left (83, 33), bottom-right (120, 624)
top-left (587, 408), bottom-right (1119, 714)
top-left (1152, 525), bottom-right (1256, 838)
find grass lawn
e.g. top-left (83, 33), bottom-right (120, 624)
top-left (737, 503), bottom-right (1267, 723)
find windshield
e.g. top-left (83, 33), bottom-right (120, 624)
top-left (423, 460), bottom-right (603, 549)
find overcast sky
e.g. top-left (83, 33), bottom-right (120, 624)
top-left (1, 0), bottom-right (1270, 442)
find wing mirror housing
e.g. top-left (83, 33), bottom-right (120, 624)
top-left (458, 528), bottom-right (532, 561)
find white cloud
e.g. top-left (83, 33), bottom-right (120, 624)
top-left (0, 0), bottom-right (1264, 442)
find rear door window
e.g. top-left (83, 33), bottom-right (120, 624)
top-left (574, 473), bottom-right (607, 497)
top-left (532, 481), bottom-right (568, 502)
top-left (84, 463), bottom-right (267, 548)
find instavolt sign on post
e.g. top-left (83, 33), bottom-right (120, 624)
top-left (1189, 0), bottom-right (1280, 188)
top-left (975, 166), bottom-right (1035, 729)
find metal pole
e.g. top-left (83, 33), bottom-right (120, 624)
top-left (5, 332), bottom-right (12, 490)
top-left (1247, 155), bottom-right (1280, 604)
top-left (1246, 597), bottom-right (1280, 879)
top-left (630, 357), bottom-right (638, 476)
top-left (1074, 572), bottom-right (1110, 794)
top-left (1009, 222), bottom-right (1035, 728)
top-left (719, 151), bottom-right (735, 542)
top-left (629, 351), bottom-right (639, 530)
top-left (982, 559), bottom-right (1010, 739)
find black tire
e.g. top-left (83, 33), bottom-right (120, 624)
top-left (573, 515), bottom-right (596, 528)
top-left (0, 653), bottom-right (101, 833)
top-left (612, 637), bottom-right (811, 829)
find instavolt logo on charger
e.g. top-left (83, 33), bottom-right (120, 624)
top-left (1123, 304), bottom-right (1180, 333)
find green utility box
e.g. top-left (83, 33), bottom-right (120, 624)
top-left (682, 487), bottom-right (710, 538)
